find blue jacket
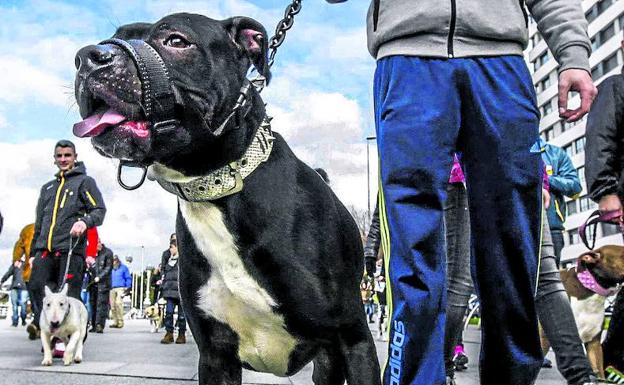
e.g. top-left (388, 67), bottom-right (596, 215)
top-left (539, 139), bottom-right (582, 230)
top-left (111, 263), bottom-right (132, 289)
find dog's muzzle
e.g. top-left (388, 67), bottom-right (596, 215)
top-left (99, 38), bottom-right (179, 136)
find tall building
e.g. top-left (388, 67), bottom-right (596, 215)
top-left (527, 0), bottom-right (624, 265)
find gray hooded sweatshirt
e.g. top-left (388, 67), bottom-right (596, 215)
top-left (329, 0), bottom-right (591, 72)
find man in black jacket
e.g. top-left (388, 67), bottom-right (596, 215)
top-left (27, 140), bottom-right (106, 340)
top-left (88, 239), bottom-right (113, 333)
top-left (586, 42), bottom-right (624, 378)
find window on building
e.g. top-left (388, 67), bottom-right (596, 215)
top-left (599, 23), bottom-right (616, 44)
top-left (574, 136), bottom-right (586, 155)
top-left (598, 0), bottom-right (614, 15)
top-left (534, 51), bottom-right (551, 71)
top-left (542, 101), bottom-right (553, 116)
top-left (564, 144), bottom-right (574, 158)
top-left (604, 52), bottom-right (620, 74)
top-left (592, 64), bottom-right (603, 80)
top-left (619, 13), bottom-right (624, 31)
top-left (569, 228), bottom-right (580, 245)
top-left (577, 166), bottom-right (585, 185)
top-left (539, 76), bottom-right (551, 92)
top-left (567, 200), bottom-right (578, 216)
top-left (579, 195), bottom-right (592, 212)
top-left (602, 222), bottom-right (622, 237)
top-left (543, 126), bottom-right (554, 141)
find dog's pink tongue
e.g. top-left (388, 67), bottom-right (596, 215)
top-left (73, 109), bottom-right (126, 138)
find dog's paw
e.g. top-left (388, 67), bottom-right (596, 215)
top-left (74, 355), bottom-right (82, 364)
top-left (63, 353), bottom-right (74, 366)
top-left (41, 357), bottom-right (52, 366)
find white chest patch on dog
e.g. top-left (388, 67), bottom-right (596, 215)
top-left (179, 200), bottom-right (297, 375)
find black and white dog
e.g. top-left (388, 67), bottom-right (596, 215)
top-left (73, 13), bottom-right (380, 385)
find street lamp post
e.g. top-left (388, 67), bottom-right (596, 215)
top-left (140, 245), bottom-right (145, 316)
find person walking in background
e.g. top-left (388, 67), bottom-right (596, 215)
top-left (1, 259), bottom-right (28, 327)
top-left (109, 255), bottom-right (131, 329)
top-left (160, 240), bottom-right (186, 344)
top-left (27, 139), bottom-right (106, 343)
top-left (88, 239), bottom-right (113, 333)
top-left (585, 41), bottom-right (624, 379)
top-left (12, 223), bottom-right (34, 319)
top-left (150, 264), bottom-right (163, 304)
top-left (539, 138), bottom-right (582, 267)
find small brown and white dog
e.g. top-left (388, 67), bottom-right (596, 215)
top-left (560, 245), bottom-right (624, 379)
top-left (144, 302), bottom-right (164, 333)
top-left (40, 285), bottom-right (88, 366)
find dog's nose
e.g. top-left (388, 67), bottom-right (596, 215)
top-left (75, 44), bottom-right (116, 71)
top-left (49, 321), bottom-right (60, 329)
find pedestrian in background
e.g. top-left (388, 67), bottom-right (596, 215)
top-left (88, 239), bottom-right (113, 333)
top-left (160, 240), bottom-right (186, 344)
top-left (1, 259), bottom-right (28, 327)
top-left (12, 224), bottom-right (34, 319)
top-left (109, 255), bottom-right (131, 329)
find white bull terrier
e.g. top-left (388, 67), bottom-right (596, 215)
top-left (40, 285), bottom-right (88, 366)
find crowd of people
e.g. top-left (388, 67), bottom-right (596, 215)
top-left (0, 139), bottom-right (187, 361)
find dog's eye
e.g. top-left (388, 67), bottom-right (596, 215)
top-left (164, 35), bottom-right (191, 49)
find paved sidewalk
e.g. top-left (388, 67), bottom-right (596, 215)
top-left (0, 318), bottom-right (568, 384)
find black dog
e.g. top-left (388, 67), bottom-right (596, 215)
top-left (73, 13), bottom-right (380, 385)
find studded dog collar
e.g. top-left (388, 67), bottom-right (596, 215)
top-left (153, 118), bottom-right (274, 201)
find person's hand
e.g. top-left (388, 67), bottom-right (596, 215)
top-left (94, 277), bottom-right (100, 283)
top-left (558, 69), bottom-right (597, 123)
top-left (156, 279), bottom-right (162, 285)
top-left (542, 188), bottom-right (550, 209)
top-left (85, 256), bottom-right (95, 267)
top-left (598, 194), bottom-right (623, 222)
top-left (70, 220), bottom-right (87, 237)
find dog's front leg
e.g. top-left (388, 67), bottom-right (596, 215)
top-left (63, 331), bottom-right (81, 366)
top-left (40, 331), bottom-right (53, 366)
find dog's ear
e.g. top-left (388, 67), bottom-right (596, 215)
top-left (44, 285), bottom-right (52, 297)
top-left (223, 17), bottom-right (271, 84)
top-left (580, 251), bottom-right (601, 265)
top-left (60, 284), bottom-right (68, 296)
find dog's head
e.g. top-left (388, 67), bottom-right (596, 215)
top-left (73, 13), bottom-right (270, 175)
top-left (42, 285), bottom-right (70, 333)
top-left (562, 245), bottom-right (624, 299)
top-left (144, 305), bottom-right (158, 318)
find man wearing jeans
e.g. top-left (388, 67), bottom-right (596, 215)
top-left (109, 255), bottom-right (131, 328)
top-left (326, 1), bottom-right (596, 384)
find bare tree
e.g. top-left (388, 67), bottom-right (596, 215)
top-left (347, 205), bottom-right (371, 240)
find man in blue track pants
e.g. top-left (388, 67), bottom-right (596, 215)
top-left (326, 1), bottom-right (596, 384)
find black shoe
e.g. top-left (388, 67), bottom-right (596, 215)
top-left (21, 320), bottom-right (26, 326)
top-left (541, 358), bottom-right (552, 368)
top-left (26, 323), bottom-right (39, 340)
top-left (95, 324), bottom-right (104, 333)
top-left (89, 327), bottom-right (97, 332)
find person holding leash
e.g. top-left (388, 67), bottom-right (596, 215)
top-left (27, 140), bottom-right (106, 343)
top-left (326, 1), bottom-right (596, 384)
top-left (585, 40), bottom-right (624, 382)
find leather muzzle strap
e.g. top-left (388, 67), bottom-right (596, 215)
top-left (100, 38), bottom-right (178, 135)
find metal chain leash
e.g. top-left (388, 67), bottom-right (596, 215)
top-left (251, 0), bottom-right (302, 93)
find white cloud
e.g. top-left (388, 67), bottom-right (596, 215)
top-left (0, 57), bottom-right (71, 107)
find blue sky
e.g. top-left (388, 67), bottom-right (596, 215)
top-left (0, 0), bottom-right (378, 266)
